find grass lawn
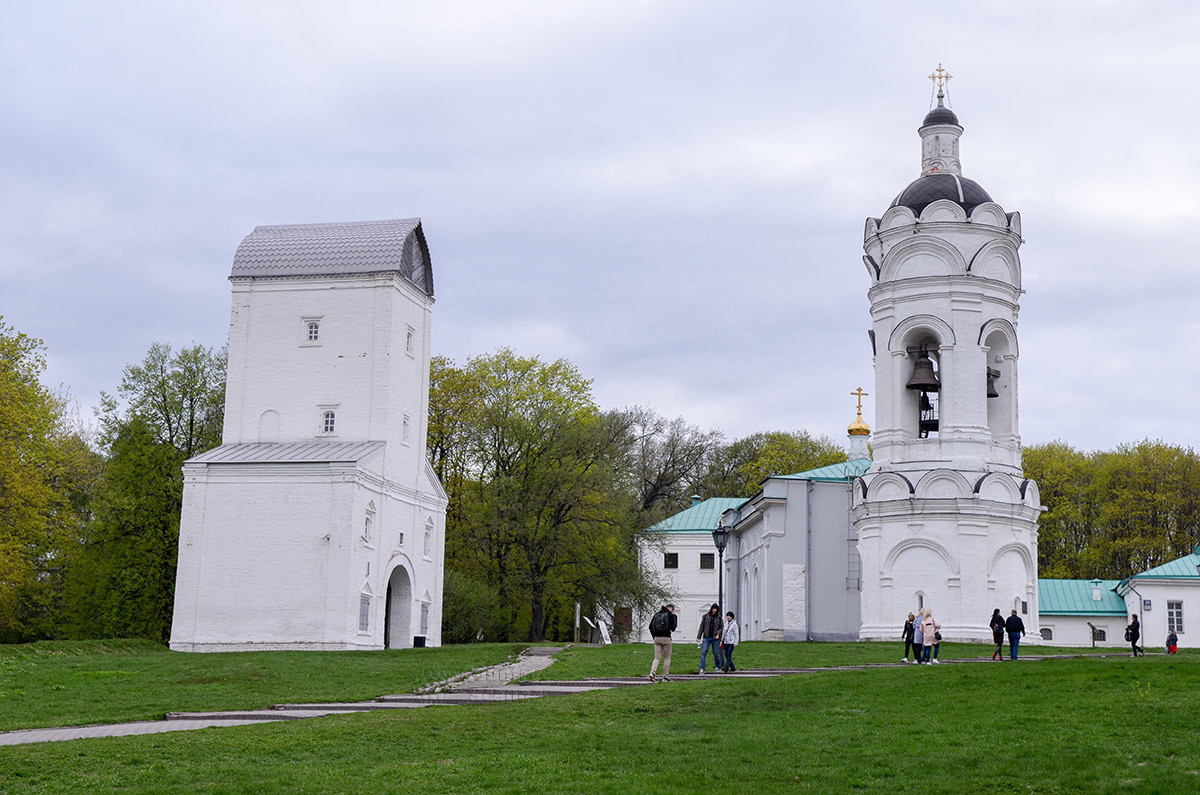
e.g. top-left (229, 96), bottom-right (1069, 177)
top-left (0, 650), bottom-right (1195, 792)
top-left (523, 640), bottom-right (1115, 680)
top-left (0, 639), bottom-right (525, 731)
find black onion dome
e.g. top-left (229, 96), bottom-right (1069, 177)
top-left (921, 105), bottom-right (959, 127)
top-left (888, 173), bottom-right (992, 217)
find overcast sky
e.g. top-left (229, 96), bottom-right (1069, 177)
top-left (3, 2), bottom-right (1199, 452)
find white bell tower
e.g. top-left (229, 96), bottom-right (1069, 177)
top-left (853, 67), bottom-right (1042, 642)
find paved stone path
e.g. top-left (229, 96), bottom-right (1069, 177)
top-left (0, 648), bottom-right (1147, 746)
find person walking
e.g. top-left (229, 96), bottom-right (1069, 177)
top-left (696, 603), bottom-right (723, 674)
top-left (721, 611), bottom-right (740, 672)
top-left (911, 609), bottom-right (926, 664)
top-left (1126, 614), bottom-right (1143, 657)
top-left (902, 613), bottom-right (917, 662)
top-left (990, 608), bottom-right (1006, 661)
top-left (1005, 609), bottom-right (1025, 660)
top-left (921, 609), bottom-right (942, 664)
top-left (648, 604), bottom-right (677, 681)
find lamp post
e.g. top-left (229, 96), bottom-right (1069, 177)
top-left (712, 525), bottom-right (731, 615)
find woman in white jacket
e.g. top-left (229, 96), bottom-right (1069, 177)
top-left (921, 610), bottom-right (942, 664)
top-left (721, 612), bottom-right (740, 672)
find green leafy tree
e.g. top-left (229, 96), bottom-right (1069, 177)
top-left (694, 430), bottom-right (848, 498)
top-left (65, 343), bottom-right (226, 641)
top-left (432, 349), bottom-right (666, 642)
top-left (0, 320), bottom-right (63, 638)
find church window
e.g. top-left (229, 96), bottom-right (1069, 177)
top-left (363, 503), bottom-right (375, 545)
top-left (1168, 601), bottom-right (1184, 633)
top-left (322, 411), bottom-right (336, 434)
top-left (302, 316), bottom-right (323, 345)
top-left (1040, 628), bottom-right (1053, 641)
top-left (664, 552), bottom-right (678, 569)
top-left (700, 553), bottom-right (715, 570)
top-left (423, 518), bottom-right (433, 557)
top-left (358, 595), bottom-right (371, 632)
top-left (916, 592), bottom-right (925, 610)
top-left (1092, 628), bottom-right (1107, 642)
top-left (403, 414), bottom-right (412, 444)
top-left (420, 602), bottom-right (430, 635)
top-left (406, 326), bottom-right (416, 356)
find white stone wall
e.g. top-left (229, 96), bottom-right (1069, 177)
top-left (1038, 615), bottom-right (1126, 648)
top-left (223, 273), bottom-right (433, 487)
top-left (170, 457), bottom-right (445, 651)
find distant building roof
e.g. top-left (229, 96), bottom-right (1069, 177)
top-left (1038, 579), bottom-right (1127, 616)
top-left (775, 458), bottom-right (872, 482)
top-left (1131, 546), bottom-right (1200, 579)
top-left (647, 497), bottom-right (746, 534)
top-left (230, 218), bottom-right (433, 296)
top-left (188, 440), bottom-right (385, 465)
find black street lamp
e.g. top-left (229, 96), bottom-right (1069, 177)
top-left (712, 525), bottom-right (731, 614)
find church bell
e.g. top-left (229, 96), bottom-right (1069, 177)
top-left (906, 348), bottom-right (940, 392)
top-left (986, 367), bottom-right (1000, 398)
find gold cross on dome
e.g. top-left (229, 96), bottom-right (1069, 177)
top-left (851, 387), bottom-right (869, 413)
top-left (928, 63), bottom-right (952, 91)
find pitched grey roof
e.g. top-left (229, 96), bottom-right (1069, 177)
top-left (230, 218), bottom-right (433, 296)
top-left (188, 440), bottom-right (385, 465)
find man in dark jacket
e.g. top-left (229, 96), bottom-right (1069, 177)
top-left (1005, 609), bottom-right (1026, 660)
top-left (696, 603), bottom-right (723, 673)
top-left (648, 604), bottom-right (678, 681)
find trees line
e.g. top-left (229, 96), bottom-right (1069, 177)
top-left (2, 315), bottom-right (1197, 643)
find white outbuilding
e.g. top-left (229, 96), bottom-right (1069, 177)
top-left (170, 219), bottom-right (447, 652)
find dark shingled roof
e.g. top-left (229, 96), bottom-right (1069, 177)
top-left (921, 105), bottom-right (960, 127)
top-left (889, 174), bottom-right (993, 217)
top-left (230, 218), bottom-right (433, 297)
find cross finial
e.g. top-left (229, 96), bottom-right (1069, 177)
top-left (851, 387), bottom-right (869, 414)
top-left (928, 63), bottom-right (952, 92)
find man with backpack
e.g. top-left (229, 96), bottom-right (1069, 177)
top-left (648, 604), bottom-right (677, 681)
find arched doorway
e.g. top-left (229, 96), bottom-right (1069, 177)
top-left (384, 566), bottom-right (412, 649)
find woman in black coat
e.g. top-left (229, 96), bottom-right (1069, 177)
top-left (1127, 614), bottom-right (1143, 657)
top-left (990, 608), bottom-right (1006, 661)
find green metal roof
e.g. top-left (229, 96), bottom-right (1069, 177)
top-left (1037, 579), bottom-right (1127, 616)
top-left (775, 458), bottom-right (872, 482)
top-left (1131, 547), bottom-right (1200, 579)
top-left (646, 497), bottom-right (746, 534)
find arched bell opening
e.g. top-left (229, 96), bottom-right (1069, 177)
top-left (905, 340), bottom-right (941, 438)
top-left (984, 329), bottom-right (1015, 440)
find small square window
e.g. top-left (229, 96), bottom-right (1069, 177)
top-left (700, 553), bottom-right (715, 570)
top-left (359, 595), bottom-right (371, 632)
top-left (1093, 628), bottom-right (1107, 642)
top-left (663, 552), bottom-right (678, 569)
top-left (301, 317), bottom-right (323, 345)
top-left (1021, 600), bottom-right (1029, 615)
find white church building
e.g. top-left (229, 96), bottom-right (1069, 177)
top-left (170, 218), bottom-right (448, 652)
top-left (642, 78), bottom-right (1045, 645)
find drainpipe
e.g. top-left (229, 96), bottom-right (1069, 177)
top-left (806, 480), bottom-right (814, 641)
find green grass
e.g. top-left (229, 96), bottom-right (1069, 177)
top-left (523, 640), bottom-right (1116, 680)
top-left (0, 651), bottom-right (1196, 792)
top-left (0, 639), bottom-right (524, 731)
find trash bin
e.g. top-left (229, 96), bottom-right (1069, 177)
top-left (413, 635), bottom-right (426, 648)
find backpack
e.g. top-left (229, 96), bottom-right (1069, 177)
top-left (649, 610), bottom-right (671, 636)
